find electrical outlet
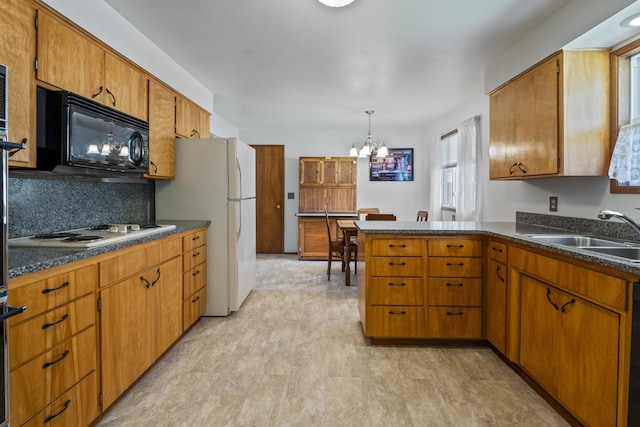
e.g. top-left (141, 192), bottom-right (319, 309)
top-left (549, 196), bottom-right (558, 212)
top-left (288, 192), bottom-right (295, 200)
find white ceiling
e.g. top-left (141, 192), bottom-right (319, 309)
top-left (103, 0), bottom-right (632, 131)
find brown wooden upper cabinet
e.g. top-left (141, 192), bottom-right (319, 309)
top-left (299, 157), bottom-right (356, 186)
top-left (0, 0), bottom-right (36, 167)
top-left (35, 8), bottom-right (148, 121)
top-left (175, 96), bottom-right (210, 139)
top-left (489, 50), bottom-right (610, 179)
top-left (147, 79), bottom-right (176, 179)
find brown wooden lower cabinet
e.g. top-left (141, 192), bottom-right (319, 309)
top-left (297, 215), bottom-right (356, 260)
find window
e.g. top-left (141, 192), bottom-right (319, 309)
top-left (440, 130), bottom-right (458, 213)
top-left (611, 38), bottom-right (640, 193)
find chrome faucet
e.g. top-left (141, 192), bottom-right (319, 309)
top-left (597, 209), bottom-right (640, 236)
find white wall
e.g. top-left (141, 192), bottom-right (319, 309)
top-left (424, 90), bottom-right (640, 224)
top-left (240, 128), bottom-right (426, 253)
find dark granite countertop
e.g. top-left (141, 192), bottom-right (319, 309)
top-left (356, 217), bottom-right (640, 277)
top-left (9, 220), bottom-right (209, 279)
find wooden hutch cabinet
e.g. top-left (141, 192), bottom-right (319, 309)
top-left (297, 157), bottom-right (357, 260)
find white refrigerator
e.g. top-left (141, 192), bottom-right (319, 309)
top-left (155, 137), bottom-right (256, 316)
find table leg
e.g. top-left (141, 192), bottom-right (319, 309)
top-left (344, 240), bottom-right (351, 286)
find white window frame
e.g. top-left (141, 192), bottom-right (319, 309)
top-left (440, 129), bottom-right (458, 213)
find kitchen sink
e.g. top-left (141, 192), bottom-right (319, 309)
top-left (522, 234), bottom-right (640, 262)
top-left (523, 234), bottom-right (632, 247)
top-left (579, 247), bottom-right (640, 262)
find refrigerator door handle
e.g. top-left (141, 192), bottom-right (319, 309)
top-left (236, 157), bottom-right (243, 200)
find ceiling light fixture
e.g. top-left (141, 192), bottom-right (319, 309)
top-left (349, 110), bottom-right (389, 159)
top-left (318, 0), bottom-right (355, 7)
top-left (620, 12), bottom-right (640, 27)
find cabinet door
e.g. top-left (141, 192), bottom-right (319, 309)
top-left (519, 275), bottom-right (561, 396)
top-left (299, 158), bottom-right (322, 185)
top-left (36, 9), bottom-right (104, 100)
top-left (104, 51), bottom-right (148, 120)
top-left (489, 82), bottom-right (516, 179)
top-left (147, 79), bottom-right (175, 179)
top-left (99, 273), bottom-right (152, 409)
top-left (0, 0), bottom-right (35, 167)
top-left (175, 96), bottom-right (209, 138)
top-left (485, 259), bottom-right (507, 354)
top-left (149, 257), bottom-right (183, 360)
top-left (322, 159), bottom-right (338, 185)
top-left (337, 158), bottom-right (357, 185)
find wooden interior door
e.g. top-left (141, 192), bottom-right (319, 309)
top-left (251, 145), bottom-right (284, 253)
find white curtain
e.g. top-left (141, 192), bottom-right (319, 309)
top-left (429, 134), bottom-right (442, 220)
top-left (456, 116), bottom-right (480, 221)
top-left (609, 120), bottom-right (640, 185)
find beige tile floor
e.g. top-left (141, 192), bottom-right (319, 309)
top-left (96, 254), bottom-right (569, 427)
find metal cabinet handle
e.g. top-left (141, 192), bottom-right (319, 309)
top-left (388, 311), bottom-right (406, 315)
top-left (91, 86), bottom-right (103, 99)
top-left (445, 283), bottom-right (463, 287)
top-left (388, 262), bottom-right (406, 266)
top-left (192, 296), bottom-right (200, 303)
top-left (446, 262), bottom-right (464, 266)
top-left (561, 298), bottom-right (576, 313)
top-left (42, 281), bottom-right (69, 294)
top-left (105, 87), bottom-right (116, 107)
top-left (192, 270), bottom-right (200, 277)
top-left (42, 313), bottom-right (69, 330)
top-left (150, 161), bottom-right (158, 173)
top-left (140, 276), bottom-right (151, 288)
top-left (546, 288), bottom-right (559, 310)
top-left (495, 266), bottom-right (505, 283)
top-left (446, 311), bottom-right (464, 315)
top-left (491, 246), bottom-right (503, 253)
top-left (151, 268), bottom-right (161, 287)
top-left (44, 399), bottom-right (71, 423)
top-left (193, 251), bottom-right (200, 257)
top-left (192, 235), bottom-right (200, 241)
top-left (389, 244), bottom-right (407, 248)
top-left (387, 282), bottom-right (406, 287)
top-left (446, 244), bottom-right (464, 248)
top-left (42, 350), bottom-right (69, 369)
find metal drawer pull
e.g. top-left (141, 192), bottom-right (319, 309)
top-left (42, 281), bottom-right (70, 294)
top-left (42, 313), bottom-right (69, 330)
top-left (388, 311), bottom-right (406, 315)
top-left (446, 244), bottom-right (464, 248)
top-left (495, 266), bottom-right (505, 283)
top-left (193, 251), bottom-right (200, 257)
top-left (546, 288), bottom-right (559, 310)
top-left (151, 269), bottom-right (161, 287)
top-left (44, 399), bottom-right (71, 423)
top-left (561, 298), bottom-right (576, 313)
top-left (140, 276), bottom-right (151, 288)
top-left (388, 282), bottom-right (406, 286)
top-left (492, 246), bottom-right (503, 253)
top-left (388, 262), bottom-right (406, 266)
top-left (192, 296), bottom-right (200, 303)
top-left (388, 244), bottom-right (407, 248)
top-left (192, 235), bottom-right (200, 241)
top-left (42, 350), bottom-right (69, 369)
top-left (446, 262), bottom-right (464, 266)
top-left (446, 311), bottom-right (464, 316)
top-left (192, 270), bottom-right (200, 277)
top-left (445, 283), bottom-right (463, 287)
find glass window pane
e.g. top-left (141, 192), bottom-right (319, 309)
top-left (441, 132), bottom-right (458, 166)
top-left (442, 166), bottom-right (456, 208)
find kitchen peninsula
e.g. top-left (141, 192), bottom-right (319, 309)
top-left (356, 212), bottom-right (640, 427)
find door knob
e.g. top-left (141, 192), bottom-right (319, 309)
top-left (276, 205), bottom-right (281, 209)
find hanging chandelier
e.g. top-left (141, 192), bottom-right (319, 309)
top-left (318, 0), bottom-right (355, 7)
top-left (349, 110), bottom-right (389, 158)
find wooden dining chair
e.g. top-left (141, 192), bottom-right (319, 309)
top-left (325, 211), bottom-right (357, 280)
top-left (417, 210), bottom-right (428, 221)
top-left (365, 213), bottom-right (397, 221)
top-left (357, 208), bottom-right (379, 220)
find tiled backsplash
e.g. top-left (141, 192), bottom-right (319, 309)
top-left (8, 176), bottom-right (153, 238)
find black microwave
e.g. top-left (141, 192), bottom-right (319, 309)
top-left (36, 87), bottom-right (149, 175)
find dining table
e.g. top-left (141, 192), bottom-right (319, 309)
top-left (336, 219), bottom-right (357, 286)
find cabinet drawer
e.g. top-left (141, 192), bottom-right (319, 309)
top-left (184, 263), bottom-right (207, 299)
top-left (488, 240), bottom-right (507, 263)
top-left (184, 246), bottom-right (207, 271)
top-left (9, 294), bottom-right (95, 370)
top-left (10, 326), bottom-right (96, 427)
top-left (370, 239), bottom-right (425, 257)
top-left (369, 306), bottom-right (426, 338)
top-left (428, 278), bottom-right (482, 307)
top-left (428, 307), bottom-right (482, 338)
top-left (100, 237), bottom-right (181, 286)
top-left (183, 286), bottom-right (206, 331)
top-left (369, 257), bottom-right (425, 277)
top-left (428, 239), bottom-right (482, 257)
top-left (183, 228), bottom-right (207, 252)
top-left (21, 371), bottom-right (99, 427)
top-left (369, 278), bottom-right (424, 306)
top-left (8, 264), bottom-right (97, 327)
top-left (428, 258), bottom-right (482, 277)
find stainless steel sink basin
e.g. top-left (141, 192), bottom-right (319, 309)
top-left (523, 234), bottom-right (631, 247)
top-left (579, 247), bottom-right (640, 262)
